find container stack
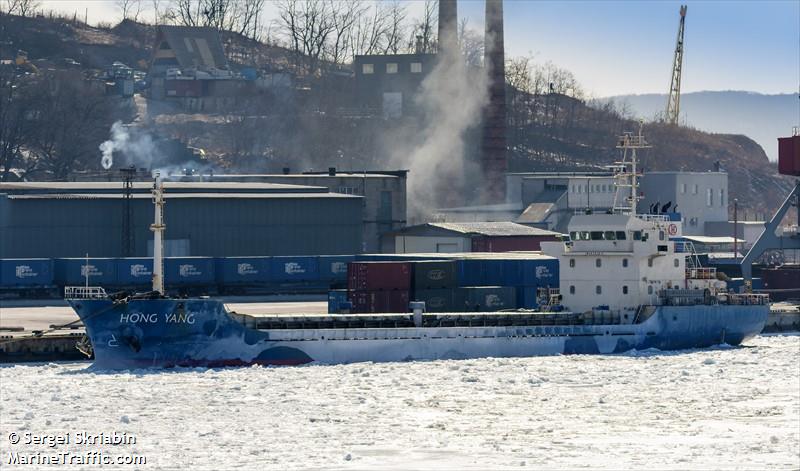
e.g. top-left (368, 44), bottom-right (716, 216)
top-left (347, 262), bottom-right (411, 313)
top-left (411, 261), bottom-right (460, 312)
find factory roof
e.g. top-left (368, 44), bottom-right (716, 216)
top-left (393, 222), bottom-right (561, 238)
top-left (155, 25), bottom-right (228, 71)
top-left (0, 181), bottom-right (328, 194)
top-left (516, 203), bottom-right (555, 223)
top-left (5, 192), bottom-right (361, 200)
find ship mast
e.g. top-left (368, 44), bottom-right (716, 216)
top-left (150, 173), bottom-right (166, 294)
top-left (612, 121), bottom-right (650, 215)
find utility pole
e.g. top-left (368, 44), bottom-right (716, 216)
top-left (665, 5), bottom-right (687, 125)
top-left (121, 166), bottom-right (136, 257)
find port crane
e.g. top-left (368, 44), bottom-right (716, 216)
top-left (665, 5), bottom-right (687, 125)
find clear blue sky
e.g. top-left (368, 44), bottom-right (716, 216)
top-left (43, 0), bottom-right (799, 97)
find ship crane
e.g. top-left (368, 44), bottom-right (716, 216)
top-left (665, 5), bottom-right (687, 125)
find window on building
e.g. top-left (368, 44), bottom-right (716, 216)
top-left (596, 285), bottom-right (602, 295)
top-left (623, 285), bottom-right (628, 295)
top-left (648, 285), bottom-right (654, 295)
top-left (633, 231), bottom-right (642, 241)
top-left (410, 62), bottom-right (422, 73)
top-left (681, 183), bottom-right (686, 194)
top-left (569, 285), bottom-right (575, 294)
top-left (707, 188), bottom-right (714, 207)
top-left (386, 63), bottom-right (398, 74)
top-left (674, 258), bottom-right (680, 267)
top-left (578, 185), bottom-right (582, 194)
top-left (362, 63), bottom-right (374, 74)
top-left (622, 258), bottom-right (628, 268)
top-left (692, 184), bottom-right (698, 194)
top-left (569, 259), bottom-right (575, 268)
top-left (659, 231), bottom-right (665, 241)
top-left (648, 258), bottom-right (653, 267)
top-left (337, 186), bottom-right (358, 195)
top-left (596, 258), bottom-right (602, 268)
top-left (720, 189), bottom-right (725, 206)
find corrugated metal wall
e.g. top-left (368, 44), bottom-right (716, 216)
top-left (0, 196), bottom-right (363, 258)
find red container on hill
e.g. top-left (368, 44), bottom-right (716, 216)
top-left (778, 136), bottom-right (800, 176)
top-left (349, 290), bottom-right (410, 313)
top-left (348, 262), bottom-right (411, 291)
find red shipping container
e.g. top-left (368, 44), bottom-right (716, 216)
top-left (348, 262), bottom-right (411, 291)
top-left (349, 290), bottom-right (410, 313)
top-left (778, 136), bottom-right (800, 176)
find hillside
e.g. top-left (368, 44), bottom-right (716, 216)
top-left (605, 91), bottom-right (798, 162)
top-left (0, 14), bottom-right (792, 219)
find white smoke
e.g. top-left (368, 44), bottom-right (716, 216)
top-left (98, 121), bottom-right (157, 170)
top-left (387, 32), bottom-right (489, 222)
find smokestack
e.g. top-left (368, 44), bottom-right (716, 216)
top-left (482, 0), bottom-right (507, 202)
top-left (438, 0), bottom-right (458, 56)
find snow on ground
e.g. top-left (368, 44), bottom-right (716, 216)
top-left (1, 335), bottom-right (798, 470)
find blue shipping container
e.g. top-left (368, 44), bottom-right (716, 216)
top-left (164, 257), bottom-right (215, 286)
top-left (54, 258), bottom-right (117, 286)
top-left (319, 255), bottom-right (355, 281)
top-left (215, 257), bottom-right (270, 284)
top-left (115, 258), bottom-right (154, 286)
top-left (270, 256), bottom-right (320, 282)
top-left (517, 286), bottom-right (540, 309)
top-left (328, 289), bottom-right (349, 313)
top-left (521, 258), bottom-right (559, 287)
top-left (0, 259), bottom-right (54, 287)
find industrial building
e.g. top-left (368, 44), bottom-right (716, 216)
top-left (384, 222), bottom-right (561, 254)
top-left (0, 182), bottom-right (363, 258)
top-left (162, 170), bottom-right (407, 253)
top-left (463, 170), bottom-right (731, 236)
top-left (353, 53), bottom-right (437, 118)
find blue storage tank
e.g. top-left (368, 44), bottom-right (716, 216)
top-left (0, 259), bottom-right (54, 287)
top-left (319, 255), bottom-right (355, 281)
top-left (270, 256), bottom-right (320, 282)
top-left (115, 258), bottom-right (154, 287)
top-left (164, 257), bottom-right (215, 286)
top-left (215, 257), bottom-right (270, 284)
top-left (54, 258), bottom-right (117, 286)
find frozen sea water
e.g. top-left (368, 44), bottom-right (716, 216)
top-left (1, 335), bottom-right (798, 470)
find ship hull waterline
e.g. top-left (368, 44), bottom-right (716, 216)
top-left (68, 299), bottom-right (768, 370)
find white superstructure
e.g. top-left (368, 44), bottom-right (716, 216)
top-left (541, 125), bottom-right (723, 313)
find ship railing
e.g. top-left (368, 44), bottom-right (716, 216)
top-left (64, 286), bottom-right (108, 300)
top-left (686, 267), bottom-right (717, 280)
top-left (726, 293), bottom-right (770, 306)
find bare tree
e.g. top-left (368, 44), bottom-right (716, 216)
top-left (0, 70), bottom-right (30, 181)
top-left (325, 0), bottom-right (363, 65)
top-left (5, 0), bottom-right (40, 17)
top-left (458, 18), bottom-right (483, 67)
top-left (408, 0), bottom-right (436, 53)
top-left (382, 1), bottom-right (407, 55)
top-left (349, 2), bottom-right (391, 57)
top-left (277, 0), bottom-right (335, 74)
top-left (117, 0), bottom-right (146, 22)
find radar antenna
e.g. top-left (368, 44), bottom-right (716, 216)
top-left (612, 121), bottom-right (651, 215)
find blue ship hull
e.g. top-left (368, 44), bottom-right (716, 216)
top-left (68, 298), bottom-right (768, 370)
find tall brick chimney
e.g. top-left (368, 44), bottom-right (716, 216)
top-left (438, 0), bottom-right (458, 56)
top-left (482, 0), bottom-right (507, 202)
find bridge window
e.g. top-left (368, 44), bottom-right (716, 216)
top-left (595, 258), bottom-right (602, 268)
top-left (622, 258), bottom-right (628, 268)
top-left (616, 231), bottom-right (626, 240)
top-left (596, 285), bottom-right (602, 295)
top-left (590, 231), bottom-right (603, 240)
top-left (604, 231), bottom-right (616, 240)
top-left (623, 285), bottom-right (628, 295)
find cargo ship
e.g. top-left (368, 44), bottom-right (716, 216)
top-left (66, 128), bottom-right (769, 369)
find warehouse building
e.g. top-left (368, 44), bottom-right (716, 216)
top-left (384, 222), bottom-right (561, 254)
top-left (165, 169), bottom-right (407, 253)
top-left (0, 182), bottom-right (363, 258)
